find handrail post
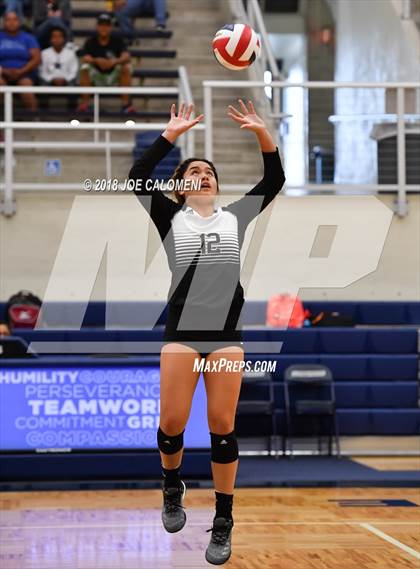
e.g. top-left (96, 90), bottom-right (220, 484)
top-left (105, 130), bottom-right (112, 180)
top-left (273, 81), bottom-right (281, 118)
top-left (396, 87), bottom-right (408, 216)
top-left (177, 81), bottom-right (185, 159)
top-left (2, 91), bottom-right (15, 216)
top-left (178, 65), bottom-right (196, 157)
top-left (186, 124), bottom-right (194, 158)
top-left (402, 0), bottom-right (411, 19)
top-left (303, 85), bottom-right (309, 185)
top-left (203, 83), bottom-right (213, 161)
top-left (94, 93), bottom-right (100, 142)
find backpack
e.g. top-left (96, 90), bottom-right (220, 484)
top-left (6, 290), bottom-right (42, 329)
top-left (266, 294), bottom-right (310, 328)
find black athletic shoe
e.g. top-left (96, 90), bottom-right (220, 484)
top-left (161, 480), bottom-right (186, 533)
top-left (205, 517), bottom-right (233, 565)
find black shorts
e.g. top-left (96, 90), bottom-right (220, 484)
top-left (163, 305), bottom-right (243, 359)
top-left (162, 335), bottom-right (244, 359)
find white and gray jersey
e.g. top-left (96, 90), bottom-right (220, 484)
top-left (129, 135), bottom-right (285, 334)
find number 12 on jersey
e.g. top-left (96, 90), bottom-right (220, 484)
top-left (200, 233), bottom-right (221, 255)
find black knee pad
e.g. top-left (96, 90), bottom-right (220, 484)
top-left (157, 427), bottom-right (184, 455)
top-left (210, 431), bottom-right (238, 464)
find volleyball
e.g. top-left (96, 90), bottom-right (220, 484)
top-left (212, 23), bottom-right (261, 71)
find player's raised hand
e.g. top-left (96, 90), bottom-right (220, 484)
top-left (227, 99), bottom-right (267, 133)
top-left (163, 103), bottom-right (204, 143)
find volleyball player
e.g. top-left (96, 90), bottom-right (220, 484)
top-left (129, 100), bottom-right (285, 565)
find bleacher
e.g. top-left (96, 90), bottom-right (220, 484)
top-left (5, 4), bottom-right (178, 118)
top-left (72, 27), bottom-right (172, 40)
top-left (133, 131), bottom-right (181, 177)
top-left (2, 300), bottom-right (419, 439)
top-left (70, 6), bottom-right (176, 82)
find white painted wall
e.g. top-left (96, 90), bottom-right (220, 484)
top-left (267, 33), bottom-right (308, 186)
top-left (334, 0), bottom-right (420, 183)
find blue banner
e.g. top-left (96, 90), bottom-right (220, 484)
top-left (0, 367), bottom-right (209, 451)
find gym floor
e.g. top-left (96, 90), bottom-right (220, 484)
top-left (1, 468), bottom-right (419, 569)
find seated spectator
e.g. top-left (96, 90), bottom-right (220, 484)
top-left (0, 1), bottom-right (31, 20)
top-left (78, 13), bottom-right (135, 114)
top-left (33, 0), bottom-right (71, 50)
top-left (0, 11), bottom-right (40, 111)
top-left (114, 0), bottom-right (167, 35)
top-left (1, 1), bottom-right (24, 20)
top-left (0, 321), bottom-right (11, 336)
top-left (40, 27), bottom-right (77, 85)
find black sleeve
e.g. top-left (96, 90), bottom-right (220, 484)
top-left (129, 134), bottom-right (181, 240)
top-left (112, 34), bottom-right (126, 56)
top-left (81, 37), bottom-right (94, 56)
top-left (225, 148), bottom-right (285, 230)
top-left (119, 36), bottom-right (127, 54)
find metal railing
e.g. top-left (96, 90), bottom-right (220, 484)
top-left (0, 66), bottom-right (200, 216)
top-left (246, 0), bottom-right (283, 119)
top-left (203, 80), bottom-right (420, 217)
top-left (1, 79), bottom-right (420, 218)
top-left (228, 0), bottom-right (283, 131)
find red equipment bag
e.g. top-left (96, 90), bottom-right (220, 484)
top-left (266, 294), bottom-right (309, 328)
top-left (6, 290), bottom-right (42, 329)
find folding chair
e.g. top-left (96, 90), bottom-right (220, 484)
top-left (236, 369), bottom-right (280, 458)
top-left (283, 364), bottom-right (340, 457)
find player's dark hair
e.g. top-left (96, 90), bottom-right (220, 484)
top-left (171, 157), bottom-right (219, 205)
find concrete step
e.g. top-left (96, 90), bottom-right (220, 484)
top-left (134, 77), bottom-right (178, 86)
top-left (175, 55), bottom-right (227, 67)
top-left (73, 27), bottom-right (172, 39)
top-left (132, 58), bottom-right (179, 70)
top-left (73, 19), bottom-right (162, 31)
top-left (167, 0), bottom-right (224, 17)
top-left (72, 0), bottom-right (111, 9)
